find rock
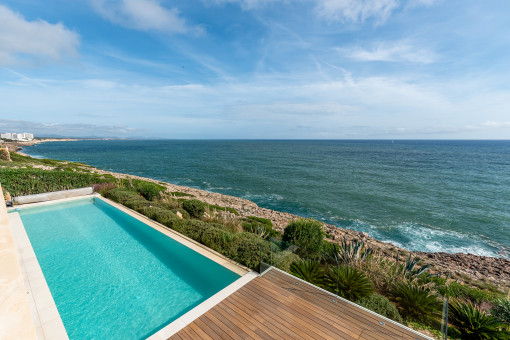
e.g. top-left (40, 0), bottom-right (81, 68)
top-left (176, 211), bottom-right (183, 219)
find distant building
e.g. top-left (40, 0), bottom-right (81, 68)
top-left (0, 132), bottom-right (34, 141)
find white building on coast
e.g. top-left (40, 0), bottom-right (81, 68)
top-left (0, 132), bottom-right (34, 141)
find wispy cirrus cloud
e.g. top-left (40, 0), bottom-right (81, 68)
top-left (314, 0), bottom-right (399, 24)
top-left (90, 0), bottom-right (203, 35)
top-left (338, 40), bottom-right (438, 63)
top-left (0, 5), bottom-right (79, 67)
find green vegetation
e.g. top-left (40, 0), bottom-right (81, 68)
top-left (390, 282), bottom-right (441, 323)
top-left (0, 168), bottom-right (112, 196)
top-left (356, 294), bottom-right (403, 323)
top-left (326, 266), bottom-right (374, 301)
top-left (491, 299), bottom-right (510, 324)
top-left (182, 199), bottom-right (207, 218)
top-left (283, 218), bottom-right (324, 253)
top-left (449, 300), bottom-right (510, 339)
top-left (170, 191), bottom-right (195, 197)
top-left (289, 259), bottom-right (325, 287)
top-left (242, 216), bottom-right (279, 238)
top-left (207, 203), bottom-right (239, 215)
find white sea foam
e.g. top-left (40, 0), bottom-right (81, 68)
top-left (348, 220), bottom-right (509, 259)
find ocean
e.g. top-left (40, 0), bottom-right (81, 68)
top-left (23, 140), bottom-right (510, 259)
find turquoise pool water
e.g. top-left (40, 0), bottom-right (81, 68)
top-left (18, 198), bottom-right (241, 339)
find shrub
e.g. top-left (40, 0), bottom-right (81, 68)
top-left (272, 251), bottom-right (300, 272)
top-left (438, 281), bottom-right (500, 304)
top-left (449, 300), bottom-right (510, 339)
top-left (242, 216), bottom-right (279, 239)
top-left (390, 282), bottom-right (441, 323)
top-left (337, 239), bottom-right (373, 267)
top-left (290, 260), bottom-right (326, 287)
top-left (182, 199), bottom-right (207, 218)
top-left (106, 188), bottom-right (142, 203)
top-left (325, 266), bottom-right (374, 301)
top-left (234, 233), bottom-right (267, 269)
top-left (137, 206), bottom-right (178, 225)
top-left (132, 180), bottom-right (165, 201)
top-left (93, 182), bottom-right (117, 195)
top-left (200, 227), bottom-right (239, 258)
top-left (491, 299), bottom-right (510, 324)
top-left (356, 294), bottom-right (403, 323)
top-left (171, 208), bottom-right (190, 219)
top-left (283, 218), bottom-right (324, 253)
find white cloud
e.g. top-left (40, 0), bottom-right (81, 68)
top-left (0, 5), bottom-right (79, 67)
top-left (206, 0), bottom-right (281, 10)
top-left (315, 0), bottom-right (399, 24)
top-left (90, 0), bottom-right (203, 35)
top-left (339, 40), bottom-right (437, 63)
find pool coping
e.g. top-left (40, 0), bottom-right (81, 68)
top-left (8, 194), bottom-right (257, 339)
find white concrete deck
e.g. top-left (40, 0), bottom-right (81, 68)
top-left (0, 185), bottom-right (37, 340)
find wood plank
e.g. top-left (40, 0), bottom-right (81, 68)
top-left (202, 313), bottom-right (242, 340)
top-left (171, 268), bottom-right (429, 340)
top-left (227, 289), bottom-right (323, 340)
top-left (226, 289), bottom-right (307, 339)
top-left (248, 277), bottom-right (363, 337)
top-left (237, 281), bottom-right (354, 340)
top-left (208, 307), bottom-right (253, 339)
top-left (222, 297), bottom-right (289, 339)
top-left (264, 270), bottom-right (419, 339)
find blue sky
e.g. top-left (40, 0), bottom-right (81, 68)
top-left (0, 0), bottom-right (509, 138)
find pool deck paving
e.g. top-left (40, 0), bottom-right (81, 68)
top-left (0, 185), bottom-right (37, 340)
top-left (169, 267), bottom-right (432, 340)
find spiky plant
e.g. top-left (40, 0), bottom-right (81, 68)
top-left (390, 282), bottom-right (441, 323)
top-left (449, 300), bottom-right (510, 339)
top-left (337, 238), bottom-right (373, 267)
top-left (393, 253), bottom-right (431, 281)
top-left (289, 259), bottom-right (326, 287)
top-left (325, 266), bottom-right (375, 301)
top-left (491, 298), bottom-right (510, 324)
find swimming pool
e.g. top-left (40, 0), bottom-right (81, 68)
top-left (17, 197), bottom-right (241, 339)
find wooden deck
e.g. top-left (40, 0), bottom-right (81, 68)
top-left (169, 268), bottom-right (429, 340)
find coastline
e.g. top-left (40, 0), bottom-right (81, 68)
top-left (10, 143), bottom-right (510, 290)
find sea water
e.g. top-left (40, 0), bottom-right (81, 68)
top-left (24, 140), bottom-right (510, 259)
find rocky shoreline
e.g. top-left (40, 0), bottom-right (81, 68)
top-left (10, 145), bottom-right (510, 290)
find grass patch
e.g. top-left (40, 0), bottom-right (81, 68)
top-left (170, 191), bottom-right (195, 197)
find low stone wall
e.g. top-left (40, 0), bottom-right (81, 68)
top-left (13, 186), bottom-right (94, 205)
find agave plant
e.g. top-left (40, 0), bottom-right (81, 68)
top-left (390, 282), bottom-right (441, 323)
top-left (449, 300), bottom-right (510, 339)
top-left (289, 259), bottom-right (326, 287)
top-left (394, 253), bottom-right (431, 281)
top-left (337, 238), bottom-right (374, 267)
top-left (325, 266), bottom-right (374, 301)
